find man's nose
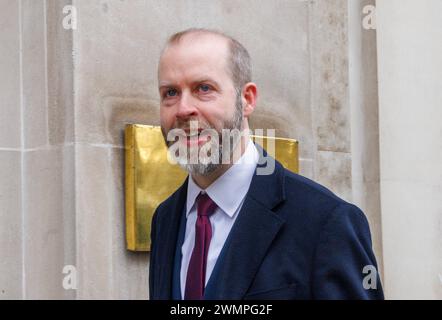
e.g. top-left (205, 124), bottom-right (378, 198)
top-left (176, 91), bottom-right (198, 120)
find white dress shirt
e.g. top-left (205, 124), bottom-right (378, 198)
top-left (180, 139), bottom-right (259, 298)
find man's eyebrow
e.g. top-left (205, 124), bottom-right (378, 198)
top-left (159, 78), bottom-right (221, 90)
top-left (158, 83), bottom-right (177, 90)
top-left (192, 78), bottom-right (221, 88)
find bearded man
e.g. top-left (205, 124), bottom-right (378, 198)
top-left (149, 28), bottom-right (384, 300)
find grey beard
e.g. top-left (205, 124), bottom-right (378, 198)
top-left (177, 93), bottom-right (244, 176)
top-left (181, 160), bottom-right (221, 176)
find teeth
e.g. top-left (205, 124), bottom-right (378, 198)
top-left (187, 131), bottom-right (201, 137)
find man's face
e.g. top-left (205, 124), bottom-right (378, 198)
top-left (158, 34), bottom-right (243, 174)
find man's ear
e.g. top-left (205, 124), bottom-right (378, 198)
top-left (242, 82), bottom-right (258, 118)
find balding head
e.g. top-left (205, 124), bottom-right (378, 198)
top-left (159, 28), bottom-right (252, 93)
top-left (157, 28), bottom-right (259, 182)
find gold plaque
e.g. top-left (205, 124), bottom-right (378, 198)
top-left (125, 124), bottom-right (298, 251)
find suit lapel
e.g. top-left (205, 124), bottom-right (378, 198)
top-left (156, 177), bottom-right (188, 299)
top-left (205, 153), bottom-right (287, 299)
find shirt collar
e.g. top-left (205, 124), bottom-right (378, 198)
top-left (186, 139), bottom-right (259, 218)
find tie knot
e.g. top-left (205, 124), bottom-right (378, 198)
top-left (196, 193), bottom-right (217, 217)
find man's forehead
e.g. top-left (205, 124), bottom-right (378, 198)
top-left (159, 33), bottom-right (231, 81)
top-left (161, 33), bottom-right (229, 64)
top-left (166, 31), bottom-right (229, 53)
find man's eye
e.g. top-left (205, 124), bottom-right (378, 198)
top-left (165, 89), bottom-right (178, 97)
top-left (198, 84), bottom-right (211, 93)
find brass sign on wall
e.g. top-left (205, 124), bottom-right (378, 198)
top-left (125, 124), bottom-right (298, 251)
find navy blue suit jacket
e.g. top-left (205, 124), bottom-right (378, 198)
top-left (149, 149), bottom-right (384, 300)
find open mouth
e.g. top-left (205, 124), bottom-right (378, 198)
top-left (182, 129), bottom-right (210, 146)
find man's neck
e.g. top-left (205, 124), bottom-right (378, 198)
top-left (191, 135), bottom-right (250, 190)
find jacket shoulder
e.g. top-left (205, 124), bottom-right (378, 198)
top-left (280, 169), bottom-right (371, 227)
top-left (152, 180), bottom-right (187, 222)
top-left (283, 169), bottom-right (347, 207)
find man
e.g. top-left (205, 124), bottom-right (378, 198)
top-left (149, 28), bottom-right (384, 300)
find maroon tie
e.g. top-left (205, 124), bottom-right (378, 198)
top-left (184, 192), bottom-right (217, 300)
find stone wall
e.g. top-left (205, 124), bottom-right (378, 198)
top-left (3, 0), bottom-right (428, 299)
top-left (376, 0), bottom-right (442, 299)
top-left (0, 0), bottom-right (75, 299)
